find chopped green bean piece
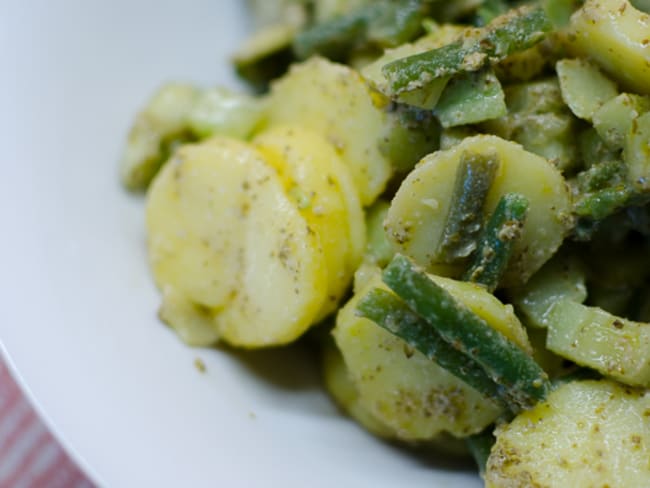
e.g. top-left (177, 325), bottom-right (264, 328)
top-left (573, 186), bottom-right (629, 220)
top-left (383, 255), bottom-right (550, 411)
top-left (356, 288), bottom-right (505, 405)
top-left (436, 151), bottom-right (499, 263)
top-left (435, 67), bottom-right (507, 128)
top-left (573, 185), bottom-right (650, 221)
top-left (576, 160), bottom-right (626, 192)
top-left (464, 193), bottom-right (529, 292)
top-left (382, 6), bottom-right (551, 94)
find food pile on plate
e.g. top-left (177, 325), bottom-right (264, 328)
top-left (120, 1), bottom-right (650, 485)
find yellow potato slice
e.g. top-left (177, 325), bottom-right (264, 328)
top-left (385, 135), bottom-right (572, 287)
top-left (265, 57), bottom-right (392, 206)
top-left (146, 137), bottom-right (328, 347)
top-left (569, 0), bottom-right (650, 95)
top-left (253, 126), bottom-right (363, 319)
top-left (147, 139), bottom-right (248, 309)
top-left (321, 338), bottom-right (398, 439)
top-left (486, 380), bottom-right (650, 488)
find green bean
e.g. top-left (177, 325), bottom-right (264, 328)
top-left (383, 255), bottom-right (551, 411)
top-left (464, 193), bottom-right (529, 292)
top-left (436, 151), bottom-right (499, 263)
top-left (356, 288), bottom-right (506, 405)
top-left (382, 6), bottom-right (552, 94)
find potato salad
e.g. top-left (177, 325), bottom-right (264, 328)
top-left (121, 0), bottom-right (650, 485)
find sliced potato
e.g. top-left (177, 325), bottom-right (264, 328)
top-left (555, 58), bottom-right (618, 121)
top-left (333, 271), bottom-right (510, 441)
top-left (432, 276), bottom-right (532, 354)
top-left (147, 139), bottom-right (249, 308)
top-left (265, 57), bottom-right (392, 205)
top-left (322, 338), bottom-right (397, 438)
top-left (385, 135), bottom-right (573, 286)
top-left (547, 299), bottom-right (650, 387)
top-left (158, 286), bottom-right (219, 347)
top-left (253, 126), bottom-right (363, 318)
top-left (322, 337), bottom-right (470, 459)
top-left (568, 0), bottom-right (650, 95)
top-left (486, 380), bottom-right (650, 488)
top-left (147, 137), bottom-right (328, 347)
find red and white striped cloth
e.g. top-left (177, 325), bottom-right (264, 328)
top-left (0, 360), bottom-right (93, 488)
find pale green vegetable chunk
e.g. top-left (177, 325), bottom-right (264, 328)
top-left (593, 93), bottom-right (650, 149)
top-left (378, 106), bottom-right (441, 174)
top-left (265, 57), bottom-right (392, 205)
top-left (556, 58), bottom-right (618, 121)
top-left (120, 83), bottom-right (199, 191)
top-left (187, 87), bottom-right (265, 139)
top-left (434, 68), bottom-right (507, 128)
top-left (568, 0), bottom-right (650, 95)
top-left (508, 253), bottom-right (587, 329)
top-left (385, 135), bottom-right (573, 286)
top-left (547, 299), bottom-right (650, 386)
top-left (121, 83), bottom-right (268, 191)
top-left (624, 111), bottom-right (650, 189)
top-left (486, 380), bottom-right (650, 488)
top-left (233, 23), bottom-right (295, 65)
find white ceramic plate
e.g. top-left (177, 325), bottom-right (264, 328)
top-left (0, 2), bottom-right (480, 486)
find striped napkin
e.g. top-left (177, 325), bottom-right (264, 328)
top-left (0, 360), bottom-right (93, 488)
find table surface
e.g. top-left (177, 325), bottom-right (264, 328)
top-left (0, 359), bottom-right (93, 488)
